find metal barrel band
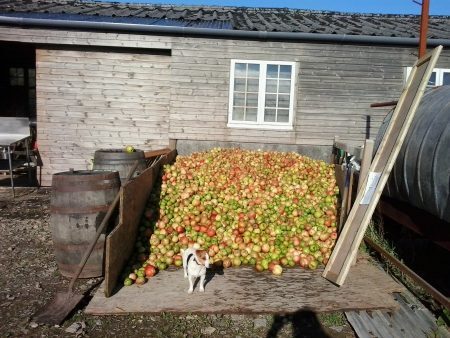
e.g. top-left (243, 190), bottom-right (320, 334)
top-left (50, 204), bottom-right (110, 214)
top-left (52, 240), bottom-right (105, 253)
top-left (52, 181), bottom-right (120, 192)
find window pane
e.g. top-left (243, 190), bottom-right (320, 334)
top-left (28, 69), bottom-right (36, 87)
top-left (278, 94), bottom-right (290, 108)
top-left (234, 78), bottom-right (245, 91)
top-left (246, 93), bottom-right (258, 107)
top-left (235, 63), bottom-right (246, 77)
top-left (264, 109), bottom-right (276, 122)
top-left (266, 79), bottom-right (278, 93)
top-left (232, 107), bottom-right (245, 121)
top-left (427, 72), bottom-right (437, 87)
top-left (279, 79), bottom-right (291, 94)
top-left (246, 108), bottom-right (257, 121)
top-left (247, 79), bottom-right (259, 92)
top-left (443, 72), bottom-right (450, 85)
top-left (265, 94), bottom-right (277, 108)
top-left (233, 92), bottom-right (245, 106)
top-left (279, 65), bottom-right (292, 79)
top-left (277, 109), bottom-right (289, 123)
top-left (248, 64), bottom-right (260, 77)
top-left (267, 64), bottom-right (278, 78)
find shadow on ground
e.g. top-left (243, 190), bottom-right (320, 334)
top-left (267, 308), bottom-right (331, 338)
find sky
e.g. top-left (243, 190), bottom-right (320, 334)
top-left (112, 0), bottom-right (450, 15)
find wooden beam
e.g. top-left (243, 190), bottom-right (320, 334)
top-left (322, 46), bottom-right (442, 286)
top-left (144, 148), bottom-right (171, 159)
top-left (364, 237), bottom-right (450, 310)
top-left (334, 141), bottom-right (363, 160)
top-left (378, 198), bottom-right (450, 252)
top-left (169, 139), bottom-right (177, 150)
top-left (357, 139), bottom-right (374, 193)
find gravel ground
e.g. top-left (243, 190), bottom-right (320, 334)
top-left (0, 187), bottom-right (356, 338)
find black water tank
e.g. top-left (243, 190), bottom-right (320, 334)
top-left (376, 86), bottom-right (450, 222)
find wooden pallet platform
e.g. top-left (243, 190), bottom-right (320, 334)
top-left (86, 257), bottom-right (405, 315)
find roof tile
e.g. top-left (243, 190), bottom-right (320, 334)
top-left (0, 0), bottom-right (449, 39)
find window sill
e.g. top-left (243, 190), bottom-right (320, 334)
top-left (227, 122), bottom-right (293, 131)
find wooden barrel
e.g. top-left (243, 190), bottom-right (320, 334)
top-left (50, 170), bottom-right (121, 278)
top-left (93, 149), bottom-right (147, 184)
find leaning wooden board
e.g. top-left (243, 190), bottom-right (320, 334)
top-left (323, 46), bottom-right (442, 286)
top-left (104, 150), bottom-right (177, 297)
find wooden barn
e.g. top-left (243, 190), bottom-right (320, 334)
top-left (0, 0), bottom-right (449, 186)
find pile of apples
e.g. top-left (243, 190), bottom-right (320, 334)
top-left (123, 148), bottom-right (338, 286)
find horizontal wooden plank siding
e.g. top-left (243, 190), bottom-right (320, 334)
top-left (169, 37), bottom-right (450, 146)
top-left (36, 48), bottom-right (171, 185)
top-left (0, 26), bottom-right (171, 49)
top-left (3, 26), bottom-right (450, 184)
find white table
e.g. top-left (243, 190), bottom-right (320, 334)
top-left (0, 118), bottom-right (32, 197)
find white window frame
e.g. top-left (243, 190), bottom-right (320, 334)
top-left (228, 60), bottom-right (296, 130)
top-left (405, 67), bottom-right (450, 87)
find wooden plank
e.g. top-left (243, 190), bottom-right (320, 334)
top-left (104, 149), bottom-right (177, 297)
top-left (104, 165), bottom-right (157, 298)
top-left (338, 166), bottom-right (349, 231)
top-left (86, 258), bottom-right (404, 314)
top-left (169, 139), bottom-right (177, 150)
top-left (379, 198), bottom-right (450, 252)
top-left (357, 139), bottom-right (375, 193)
top-left (144, 148), bottom-right (171, 159)
top-left (334, 164), bottom-right (345, 197)
top-left (346, 168), bottom-right (355, 216)
top-left (322, 46), bottom-right (442, 286)
top-left (334, 141), bottom-right (363, 159)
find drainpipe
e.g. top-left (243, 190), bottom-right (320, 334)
top-left (0, 15), bottom-right (449, 47)
top-left (418, 0), bottom-right (430, 58)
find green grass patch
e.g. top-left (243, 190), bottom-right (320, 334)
top-left (318, 312), bottom-right (347, 327)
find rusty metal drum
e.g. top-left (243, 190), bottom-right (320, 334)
top-left (49, 170), bottom-right (121, 278)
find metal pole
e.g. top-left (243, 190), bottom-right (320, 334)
top-left (7, 145), bottom-right (14, 197)
top-left (364, 236), bottom-right (450, 310)
top-left (25, 138), bottom-right (31, 184)
top-left (419, 0), bottom-right (430, 58)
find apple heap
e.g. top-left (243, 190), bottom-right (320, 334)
top-left (123, 148), bottom-right (338, 285)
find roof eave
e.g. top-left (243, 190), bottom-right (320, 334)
top-left (0, 15), bottom-right (449, 46)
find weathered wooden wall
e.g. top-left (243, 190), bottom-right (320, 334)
top-left (0, 26), bottom-right (449, 185)
top-left (169, 37), bottom-right (450, 146)
top-left (35, 48), bottom-right (171, 185)
top-left (0, 27), bottom-right (172, 185)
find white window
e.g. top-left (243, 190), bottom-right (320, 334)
top-left (228, 60), bottom-right (296, 130)
top-left (405, 67), bottom-right (450, 87)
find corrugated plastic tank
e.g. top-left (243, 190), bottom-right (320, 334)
top-left (376, 85), bottom-right (450, 223)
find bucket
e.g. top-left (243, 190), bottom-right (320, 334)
top-left (50, 170), bottom-right (121, 278)
top-left (93, 149), bottom-right (147, 184)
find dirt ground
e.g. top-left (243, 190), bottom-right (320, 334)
top-left (0, 186), bottom-right (357, 338)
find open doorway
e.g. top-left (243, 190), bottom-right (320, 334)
top-left (0, 42), bottom-right (39, 189)
top-left (0, 42), bottom-right (36, 120)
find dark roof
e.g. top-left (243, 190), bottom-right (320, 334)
top-left (0, 0), bottom-right (449, 39)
